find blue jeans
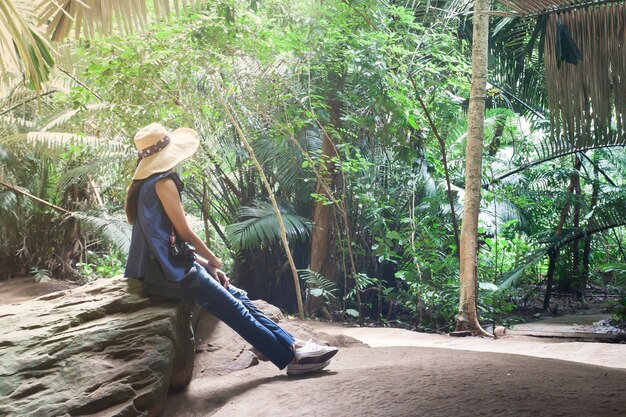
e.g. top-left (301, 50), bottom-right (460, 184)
top-left (190, 263), bottom-right (296, 369)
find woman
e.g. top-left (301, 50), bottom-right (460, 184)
top-left (124, 123), bottom-right (338, 375)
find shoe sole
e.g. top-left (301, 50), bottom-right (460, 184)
top-left (295, 347), bottom-right (338, 364)
top-left (286, 360), bottom-right (330, 375)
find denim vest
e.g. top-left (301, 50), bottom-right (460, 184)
top-left (124, 172), bottom-right (193, 283)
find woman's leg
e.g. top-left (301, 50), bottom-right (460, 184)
top-left (191, 265), bottom-right (295, 369)
top-left (227, 285), bottom-right (295, 349)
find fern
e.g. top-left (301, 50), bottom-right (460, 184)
top-left (0, 115), bottom-right (36, 129)
top-left (225, 201), bottom-right (311, 251)
top-left (298, 268), bottom-right (338, 302)
top-left (41, 103), bottom-right (111, 132)
top-left (74, 212), bottom-right (132, 255)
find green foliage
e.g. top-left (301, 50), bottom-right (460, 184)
top-left (77, 251), bottom-right (125, 280)
top-left (299, 268), bottom-right (338, 303)
top-left (1, 0), bottom-right (625, 332)
top-left (74, 212), bottom-right (132, 255)
top-left (477, 283), bottom-right (521, 327)
top-left (0, 90), bottom-right (129, 278)
top-left (30, 267), bottom-right (51, 283)
top-left (613, 297), bottom-right (626, 322)
top-left (225, 201), bottom-right (311, 251)
top-left (599, 262), bottom-right (626, 323)
top-left (391, 271), bottom-right (460, 332)
top-left (598, 262), bottom-right (626, 277)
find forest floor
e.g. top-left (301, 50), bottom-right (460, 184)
top-left (2, 278), bottom-right (626, 417)
top-left (162, 320), bottom-right (626, 417)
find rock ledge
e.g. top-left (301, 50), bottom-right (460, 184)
top-left (0, 277), bottom-right (195, 417)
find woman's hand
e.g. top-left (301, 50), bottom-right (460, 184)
top-left (206, 265), bottom-right (229, 289)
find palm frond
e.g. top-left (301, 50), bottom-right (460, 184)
top-left (543, 4), bottom-right (626, 149)
top-left (498, 0), bottom-right (622, 16)
top-left (252, 136), bottom-right (310, 194)
top-left (26, 131), bottom-right (109, 148)
top-left (0, 115), bottom-right (36, 129)
top-left (454, 184), bottom-right (526, 235)
top-left (0, 83), bottom-right (39, 106)
top-left (74, 211), bottom-right (132, 255)
top-left (225, 200), bottom-right (311, 251)
top-left (0, 0), bottom-right (54, 92)
top-left (479, 198), bottom-right (527, 234)
top-left (56, 155), bottom-right (131, 191)
top-left (40, 103), bottom-right (111, 131)
top-left (402, 0), bottom-right (473, 21)
top-left (36, 0), bottom-right (210, 41)
top-left (0, 77), bottom-right (69, 115)
top-left (499, 247), bottom-right (549, 288)
top-left (489, 15), bottom-right (548, 116)
top-left (485, 3), bottom-right (626, 184)
top-left (2, 0), bottom-right (213, 87)
top-left (499, 193), bottom-right (626, 287)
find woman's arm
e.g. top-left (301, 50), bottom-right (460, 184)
top-left (155, 177), bottom-right (222, 268)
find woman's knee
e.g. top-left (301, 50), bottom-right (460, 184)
top-left (196, 274), bottom-right (249, 311)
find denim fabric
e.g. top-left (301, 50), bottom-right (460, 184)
top-left (143, 262), bottom-right (296, 369)
top-left (125, 171), bottom-right (192, 283)
top-left (192, 264), bottom-right (296, 369)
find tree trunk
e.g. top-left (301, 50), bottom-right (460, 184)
top-left (306, 73), bottom-right (344, 317)
top-left (570, 156), bottom-right (581, 296)
top-left (581, 237), bottom-right (591, 303)
top-left (56, 183), bottom-right (86, 278)
top-left (455, 0), bottom-right (492, 337)
top-left (582, 159), bottom-right (600, 303)
top-left (543, 249), bottom-right (558, 310)
top-left (543, 157), bottom-right (581, 309)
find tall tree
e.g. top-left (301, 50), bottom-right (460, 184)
top-left (455, 0), bottom-right (492, 337)
top-left (306, 72), bottom-right (343, 317)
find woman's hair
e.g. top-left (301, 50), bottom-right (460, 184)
top-left (124, 179), bottom-right (145, 224)
top-left (125, 170), bottom-right (183, 223)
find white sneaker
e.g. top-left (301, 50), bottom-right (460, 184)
top-left (293, 340), bottom-right (338, 364)
top-left (286, 360), bottom-right (331, 375)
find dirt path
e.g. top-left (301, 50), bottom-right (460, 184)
top-left (163, 319), bottom-right (626, 417)
top-left (312, 322), bottom-right (626, 370)
top-left (165, 344), bottom-right (625, 417)
top-left (0, 277), bottom-right (79, 305)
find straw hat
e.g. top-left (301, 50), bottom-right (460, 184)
top-left (132, 123), bottom-right (199, 180)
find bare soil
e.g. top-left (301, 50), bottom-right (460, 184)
top-left (0, 277), bottom-right (79, 305)
top-left (160, 317), bottom-right (626, 417)
top-left (165, 344), bottom-right (625, 417)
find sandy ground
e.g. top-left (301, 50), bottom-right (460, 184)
top-left (163, 319), bottom-right (626, 417)
top-left (311, 322), bottom-right (626, 370)
top-left (0, 277), bottom-right (79, 304)
top-left (165, 345), bottom-right (626, 417)
top-left (3, 279), bottom-right (625, 416)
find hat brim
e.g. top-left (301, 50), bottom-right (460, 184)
top-left (132, 127), bottom-right (200, 180)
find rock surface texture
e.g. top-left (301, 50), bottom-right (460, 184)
top-left (0, 277), bottom-right (196, 417)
